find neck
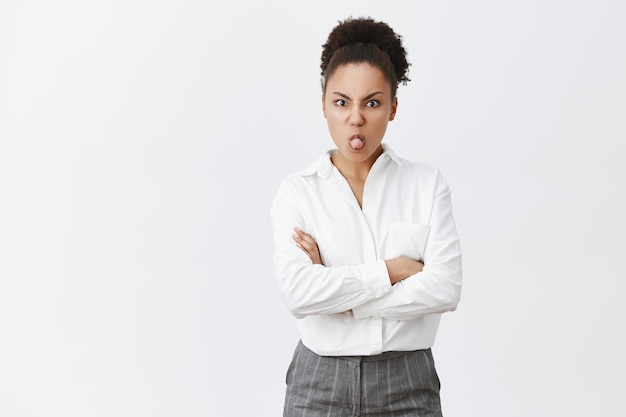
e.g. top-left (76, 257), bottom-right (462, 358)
top-left (331, 145), bottom-right (384, 181)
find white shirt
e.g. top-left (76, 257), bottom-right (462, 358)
top-left (271, 144), bottom-right (462, 356)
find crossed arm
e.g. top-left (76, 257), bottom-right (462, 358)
top-left (274, 171), bottom-right (461, 320)
top-left (292, 227), bottom-right (424, 285)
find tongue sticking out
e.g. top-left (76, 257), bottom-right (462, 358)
top-left (349, 138), bottom-right (365, 150)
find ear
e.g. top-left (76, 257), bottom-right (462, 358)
top-left (389, 97), bottom-right (398, 121)
top-left (322, 94), bottom-right (327, 119)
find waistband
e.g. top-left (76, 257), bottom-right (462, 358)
top-left (298, 340), bottom-right (426, 363)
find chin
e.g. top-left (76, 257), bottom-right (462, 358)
top-left (345, 149), bottom-right (374, 161)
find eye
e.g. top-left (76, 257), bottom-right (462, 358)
top-left (334, 99), bottom-right (348, 107)
top-left (366, 100), bottom-right (380, 108)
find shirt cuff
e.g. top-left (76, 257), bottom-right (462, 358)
top-left (358, 260), bottom-right (392, 299)
top-left (351, 260), bottom-right (390, 319)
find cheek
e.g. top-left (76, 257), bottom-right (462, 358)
top-left (325, 110), bottom-right (345, 127)
top-left (373, 114), bottom-right (391, 129)
top-left (325, 105), bottom-right (341, 117)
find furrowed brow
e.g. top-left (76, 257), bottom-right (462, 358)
top-left (363, 91), bottom-right (384, 101)
top-left (331, 92), bottom-right (351, 100)
top-left (330, 91), bottom-right (384, 101)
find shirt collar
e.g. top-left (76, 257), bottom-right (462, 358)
top-left (298, 143), bottom-right (402, 178)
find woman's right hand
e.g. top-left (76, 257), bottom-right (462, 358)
top-left (293, 228), bottom-right (323, 265)
top-left (384, 257), bottom-right (424, 284)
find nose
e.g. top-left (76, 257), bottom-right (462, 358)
top-left (350, 107), bottom-right (364, 126)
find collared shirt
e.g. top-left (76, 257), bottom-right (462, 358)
top-left (271, 144), bottom-right (462, 356)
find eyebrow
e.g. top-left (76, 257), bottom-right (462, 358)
top-left (331, 91), bottom-right (384, 101)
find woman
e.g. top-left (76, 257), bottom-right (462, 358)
top-left (271, 16), bottom-right (462, 417)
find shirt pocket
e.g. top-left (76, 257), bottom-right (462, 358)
top-left (382, 222), bottom-right (430, 261)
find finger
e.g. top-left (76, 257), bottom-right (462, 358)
top-left (293, 230), bottom-right (317, 249)
top-left (294, 229), bottom-right (319, 248)
top-left (293, 229), bottom-right (320, 263)
top-left (292, 228), bottom-right (306, 241)
top-left (292, 232), bottom-right (307, 246)
top-left (298, 233), bottom-right (317, 248)
top-left (294, 228), bottom-right (315, 241)
top-left (294, 241), bottom-right (311, 254)
top-left (292, 234), bottom-right (313, 254)
top-left (297, 238), bottom-right (317, 254)
top-left (295, 242), bottom-right (315, 262)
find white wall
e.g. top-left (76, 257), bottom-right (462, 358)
top-left (1, 1), bottom-right (624, 416)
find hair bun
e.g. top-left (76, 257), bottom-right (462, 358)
top-left (321, 17), bottom-right (410, 86)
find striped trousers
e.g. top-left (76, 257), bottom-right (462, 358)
top-left (283, 340), bottom-right (442, 417)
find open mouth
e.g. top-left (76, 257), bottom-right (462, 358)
top-left (349, 134), bottom-right (365, 150)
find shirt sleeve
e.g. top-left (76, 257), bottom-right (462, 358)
top-left (271, 177), bottom-right (392, 318)
top-left (352, 171), bottom-right (462, 321)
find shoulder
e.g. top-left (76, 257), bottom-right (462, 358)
top-left (273, 150), bottom-right (333, 199)
top-left (383, 145), bottom-right (450, 194)
top-left (384, 145), bottom-right (442, 179)
top-left (278, 150), bottom-right (334, 185)
top-left (397, 157), bottom-right (440, 176)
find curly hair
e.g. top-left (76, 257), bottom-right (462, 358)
top-left (320, 17), bottom-right (411, 97)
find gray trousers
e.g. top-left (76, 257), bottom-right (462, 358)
top-left (283, 340), bottom-right (443, 417)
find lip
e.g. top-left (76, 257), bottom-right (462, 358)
top-left (348, 134), bottom-right (366, 151)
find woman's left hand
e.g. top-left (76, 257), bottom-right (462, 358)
top-left (293, 228), bottom-right (323, 265)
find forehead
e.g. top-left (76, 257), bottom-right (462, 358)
top-left (325, 63), bottom-right (392, 95)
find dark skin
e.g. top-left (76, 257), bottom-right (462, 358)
top-left (292, 62), bottom-right (424, 285)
